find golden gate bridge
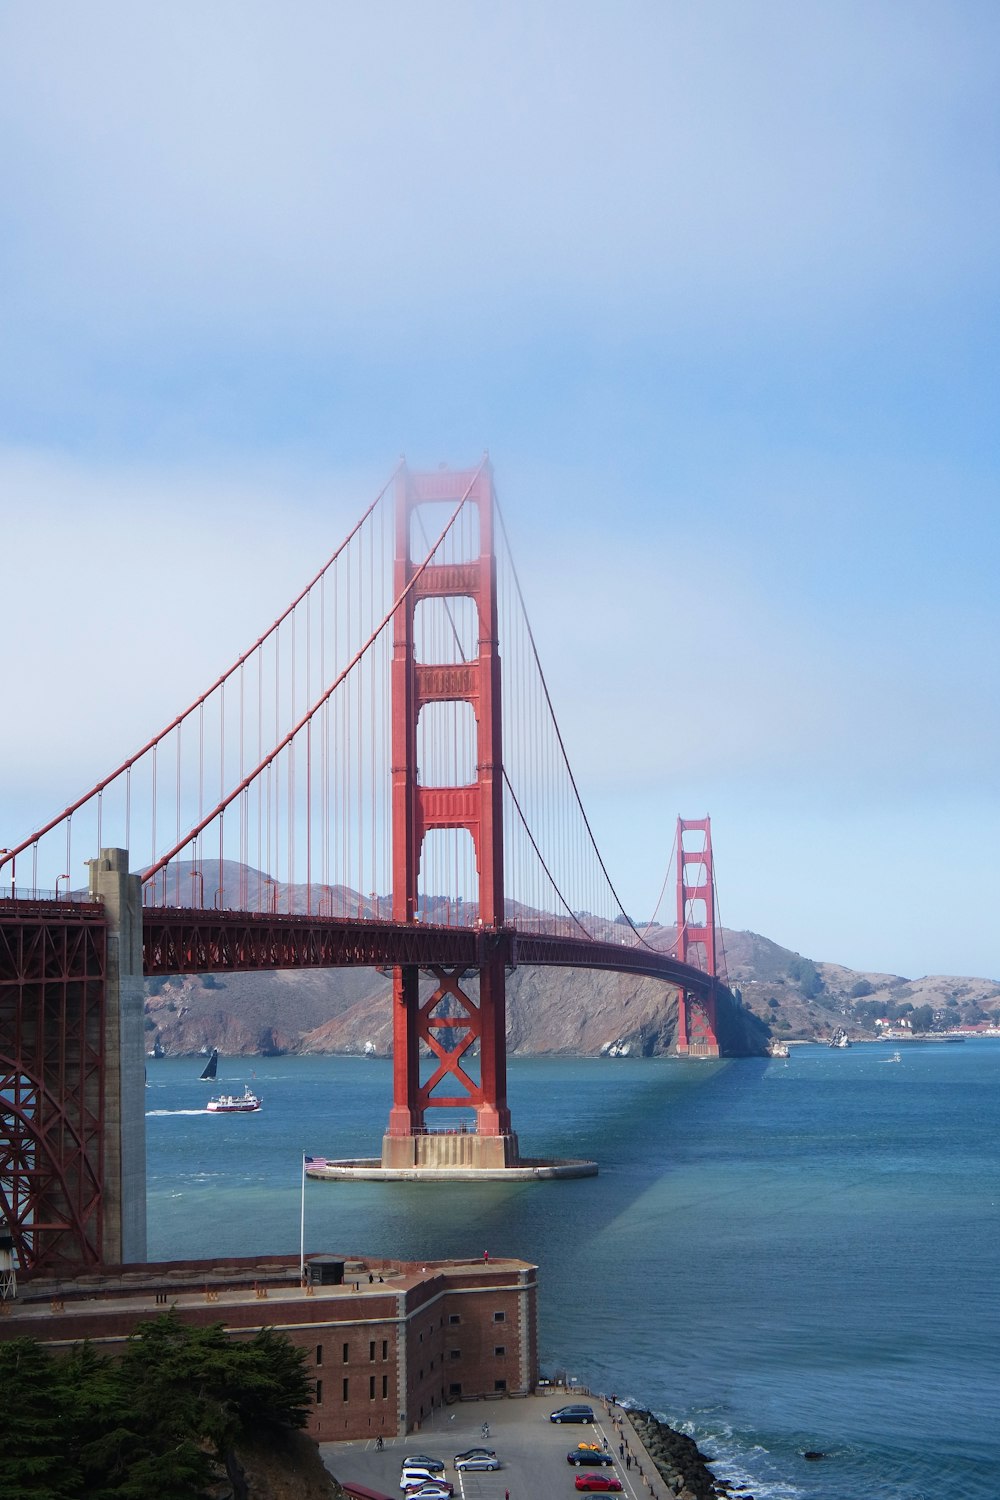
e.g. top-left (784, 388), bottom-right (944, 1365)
top-left (1, 459), bottom-right (731, 1277)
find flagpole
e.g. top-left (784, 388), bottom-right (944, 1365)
top-left (300, 1151), bottom-right (306, 1285)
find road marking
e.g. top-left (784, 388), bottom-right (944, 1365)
top-left (585, 1423), bottom-right (640, 1500)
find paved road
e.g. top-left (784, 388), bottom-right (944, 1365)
top-left (320, 1392), bottom-right (654, 1500)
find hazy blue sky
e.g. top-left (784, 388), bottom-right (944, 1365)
top-left (2, 3), bottom-right (998, 980)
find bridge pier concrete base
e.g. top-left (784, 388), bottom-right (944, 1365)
top-left (676, 1042), bottom-right (721, 1058)
top-left (381, 1131), bottom-right (520, 1172)
top-left (309, 1151), bottom-right (597, 1182)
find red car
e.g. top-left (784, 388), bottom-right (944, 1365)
top-left (574, 1478), bottom-right (623, 1493)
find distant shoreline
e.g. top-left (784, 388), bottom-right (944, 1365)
top-left (786, 1032), bottom-right (995, 1046)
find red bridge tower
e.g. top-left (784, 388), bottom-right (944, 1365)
top-left (675, 816), bottom-right (721, 1058)
top-left (382, 463), bottom-right (517, 1170)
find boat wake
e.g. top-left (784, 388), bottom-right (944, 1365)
top-left (145, 1109), bottom-right (210, 1117)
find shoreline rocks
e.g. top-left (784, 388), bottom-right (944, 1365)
top-left (624, 1409), bottom-right (727, 1500)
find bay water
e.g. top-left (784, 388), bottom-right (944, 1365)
top-left (146, 1040), bottom-right (1000, 1500)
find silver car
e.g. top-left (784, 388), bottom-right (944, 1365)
top-left (454, 1453), bottom-right (500, 1472)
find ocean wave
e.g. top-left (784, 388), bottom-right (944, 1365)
top-left (638, 1405), bottom-right (806, 1500)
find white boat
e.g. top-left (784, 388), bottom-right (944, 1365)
top-left (206, 1086), bottom-right (261, 1114)
top-left (883, 1050), bottom-right (902, 1063)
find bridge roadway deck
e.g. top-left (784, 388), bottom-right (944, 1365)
top-left (323, 1390), bottom-right (669, 1500)
top-left (140, 907), bottom-right (720, 997)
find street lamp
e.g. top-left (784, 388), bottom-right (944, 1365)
top-left (55, 874), bottom-right (70, 901)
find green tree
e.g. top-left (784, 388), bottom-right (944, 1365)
top-left (0, 1312), bottom-right (313, 1500)
top-left (788, 957), bottom-right (824, 998)
top-left (117, 1312), bottom-right (313, 1500)
top-left (0, 1338), bottom-right (83, 1499)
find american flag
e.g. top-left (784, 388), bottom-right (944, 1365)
top-left (304, 1155), bottom-right (327, 1166)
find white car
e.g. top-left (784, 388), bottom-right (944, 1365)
top-left (400, 1471), bottom-right (450, 1493)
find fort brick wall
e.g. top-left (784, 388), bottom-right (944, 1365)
top-left (0, 1253), bottom-right (538, 1442)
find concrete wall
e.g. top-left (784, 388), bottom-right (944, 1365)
top-left (87, 848), bottom-right (146, 1264)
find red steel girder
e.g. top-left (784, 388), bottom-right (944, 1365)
top-left (415, 966), bottom-right (483, 1111)
top-left (0, 901), bottom-right (106, 1275)
top-left (142, 909), bottom-right (490, 975)
top-left (141, 907), bottom-right (722, 999)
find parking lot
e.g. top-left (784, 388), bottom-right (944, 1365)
top-left (320, 1391), bottom-right (656, 1500)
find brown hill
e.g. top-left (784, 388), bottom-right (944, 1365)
top-left (722, 929), bottom-right (1000, 1041)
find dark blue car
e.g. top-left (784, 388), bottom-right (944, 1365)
top-left (549, 1404), bottom-right (595, 1423)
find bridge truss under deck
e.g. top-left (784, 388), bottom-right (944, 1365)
top-left (0, 901), bottom-right (107, 1276)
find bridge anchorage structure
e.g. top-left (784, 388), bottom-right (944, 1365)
top-left (1, 457), bottom-right (737, 1274)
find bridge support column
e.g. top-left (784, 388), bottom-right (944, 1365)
top-left (382, 462), bottom-right (520, 1171)
top-left (87, 849), bottom-right (147, 1263)
top-left (386, 964), bottom-right (421, 1140)
top-left (675, 818), bottom-right (720, 1058)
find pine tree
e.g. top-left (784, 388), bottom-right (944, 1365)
top-left (0, 1338), bottom-right (82, 1499)
top-left (0, 1311), bottom-right (315, 1500)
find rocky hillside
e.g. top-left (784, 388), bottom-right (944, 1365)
top-left (213, 1430), bottom-right (342, 1500)
top-left (722, 929), bottom-right (1000, 1041)
top-left (143, 922), bottom-right (1000, 1060)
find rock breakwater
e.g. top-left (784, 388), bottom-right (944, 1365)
top-left (624, 1409), bottom-right (727, 1500)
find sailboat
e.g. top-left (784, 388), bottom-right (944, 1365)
top-left (200, 1048), bottom-right (219, 1081)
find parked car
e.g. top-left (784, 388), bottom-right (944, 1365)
top-left (401, 1456), bottom-right (445, 1473)
top-left (454, 1453), bottom-right (500, 1472)
top-left (454, 1448), bottom-right (497, 1463)
top-left (549, 1404), bottom-right (595, 1423)
top-left (575, 1477), bottom-right (624, 1493)
top-left (403, 1486), bottom-right (454, 1500)
top-left (566, 1449), bottom-right (614, 1467)
top-left (400, 1470), bottom-right (450, 1492)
